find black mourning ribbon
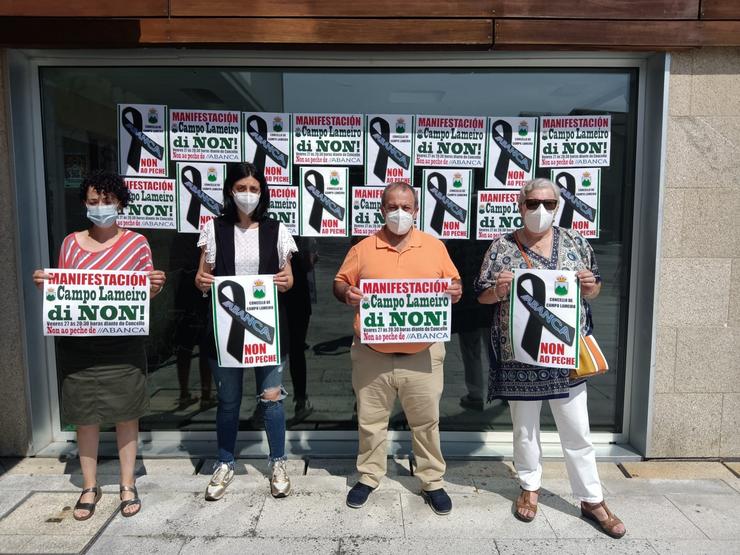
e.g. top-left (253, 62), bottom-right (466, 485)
top-left (121, 107), bottom-right (164, 172)
top-left (246, 115), bottom-right (289, 171)
top-left (554, 171), bottom-right (596, 227)
top-left (491, 119), bottom-right (532, 185)
top-left (369, 117), bottom-right (410, 181)
top-left (217, 280), bottom-right (275, 363)
top-left (516, 272), bottom-right (576, 361)
top-left (303, 170), bottom-right (345, 233)
top-left (181, 165), bottom-right (224, 229)
top-left (426, 172), bottom-right (467, 235)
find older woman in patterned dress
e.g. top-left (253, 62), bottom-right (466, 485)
top-left (475, 178), bottom-right (625, 539)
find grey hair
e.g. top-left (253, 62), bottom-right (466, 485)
top-left (518, 178), bottom-right (560, 206)
top-left (381, 181), bottom-right (418, 208)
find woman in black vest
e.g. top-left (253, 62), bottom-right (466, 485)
top-left (195, 162), bottom-right (296, 500)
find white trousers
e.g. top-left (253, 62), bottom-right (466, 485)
top-left (509, 382), bottom-right (603, 503)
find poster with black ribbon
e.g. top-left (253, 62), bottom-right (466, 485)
top-left (550, 168), bottom-right (601, 239)
top-left (267, 185), bottom-right (299, 235)
top-left (413, 116), bottom-right (486, 168)
top-left (299, 167), bottom-right (349, 237)
top-left (351, 186), bottom-right (420, 237)
top-left (364, 114), bottom-right (414, 185)
top-left (539, 115), bottom-right (611, 168)
top-left (117, 104), bottom-right (168, 177)
top-left (175, 163), bottom-right (225, 234)
top-left (119, 178), bottom-right (177, 230)
top-left (293, 114), bottom-right (363, 166)
top-left (243, 112), bottom-right (292, 185)
top-left (485, 117), bottom-right (538, 189)
top-left (211, 274), bottom-right (280, 368)
top-left (169, 109), bottom-right (242, 162)
top-left (420, 169), bottom-right (472, 239)
top-left (509, 269), bottom-right (580, 369)
top-left (476, 191), bottom-right (521, 241)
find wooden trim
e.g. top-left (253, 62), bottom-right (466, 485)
top-left (492, 0), bottom-right (701, 20)
top-left (0, 0), bottom-right (167, 17)
top-left (700, 0), bottom-right (740, 19)
top-left (0, 18), bottom-right (142, 47)
top-left (495, 19), bottom-right (740, 48)
top-left (170, 0), bottom-right (496, 18)
top-left (139, 18), bottom-right (494, 46)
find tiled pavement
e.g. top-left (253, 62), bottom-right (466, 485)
top-left (0, 458), bottom-right (739, 554)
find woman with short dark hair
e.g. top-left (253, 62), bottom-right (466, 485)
top-left (33, 171), bottom-right (166, 520)
top-left (195, 162), bottom-right (296, 500)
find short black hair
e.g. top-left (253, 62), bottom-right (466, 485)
top-left (220, 162), bottom-right (270, 224)
top-left (79, 170), bottom-right (131, 208)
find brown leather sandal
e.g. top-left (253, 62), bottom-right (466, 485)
top-left (73, 486), bottom-right (102, 521)
top-left (514, 488), bottom-right (540, 522)
top-left (119, 485), bottom-right (141, 517)
top-left (581, 501), bottom-right (626, 539)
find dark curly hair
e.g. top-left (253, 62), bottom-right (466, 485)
top-left (79, 170), bottom-right (131, 208)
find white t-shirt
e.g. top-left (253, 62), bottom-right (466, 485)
top-left (197, 219), bottom-right (297, 275)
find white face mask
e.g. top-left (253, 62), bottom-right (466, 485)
top-left (86, 203), bottom-right (119, 228)
top-left (523, 203), bottom-right (556, 234)
top-left (385, 208), bottom-right (414, 236)
top-left (233, 191), bottom-right (260, 215)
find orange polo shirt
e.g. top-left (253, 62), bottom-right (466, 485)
top-left (334, 227), bottom-right (460, 354)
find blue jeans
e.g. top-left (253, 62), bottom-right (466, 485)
top-left (210, 359), bottom-right (287, 463)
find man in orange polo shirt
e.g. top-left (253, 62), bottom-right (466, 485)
top-left (334, 182), bottom-right (462, 515)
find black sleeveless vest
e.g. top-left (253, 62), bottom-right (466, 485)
top-left (205, 217), bottom-right (289, 358)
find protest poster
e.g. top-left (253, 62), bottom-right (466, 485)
top-left (243, 112), bottom-right (292, 185)
top-left (476, 190), bottom-right (521, 240)
top-left (551, 168), bottom-right (601, 239)
top-left (176, 163), bottom-right (225, 234)
top-left (350, 186), bottom-right (420, 236)
top-left (267, 185), bottom-right (299, 235)
top-left (539, 115), bottom-right (611, 167)
top-left (211, 275), bottom-right (280, 368)
top-left (299, 167), bottom-right (349, 237)
top-left (413, 115), bottom-right (486, 168)
top-left (118, 104), bottom-right (168, 177)
top-left (359, 278), bottom-right (452, 344)
top-left (509, 269), bottom-right (580, 369)
top-left (169, 109), bottom-right (242, 162)
top-left (293, 113), bottom-right (363, 166)
top-left (119, 178), bottom-right (177, 230)
top-left (420, 169), bottom-right (472, 239)
top-left (365, 114), bottom-right (414, 185)
top-left (485, 117), bottom-right (538, 189)
top-left (43, 269), bottom-right (149, 336)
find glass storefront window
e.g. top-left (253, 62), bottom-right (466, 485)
top-left (39, 65), bottom-right (637, 434)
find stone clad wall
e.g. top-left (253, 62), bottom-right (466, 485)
top-left (0, 50), bottom-right (32, 455)
top-left (651, 47), bottom-right (740, 457)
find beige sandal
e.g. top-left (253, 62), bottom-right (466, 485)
top-left (514, 488), bottom-right (539, 522)
top-left (581, 501), bottom-right (626, 538)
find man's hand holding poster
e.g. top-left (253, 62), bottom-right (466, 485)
top-left (212, 275), bottom-right (280, 368)
top-left (359, 279), bottom-right (452, 344)
top-left (43, 269), bottom-right (150, 336)
top-left (509, 269), bottom-right (580, 369)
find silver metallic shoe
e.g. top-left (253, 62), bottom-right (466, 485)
top-left (270, 459), bottom-right (292, 498)
top-left (205, 461), bottom-right (235, 501)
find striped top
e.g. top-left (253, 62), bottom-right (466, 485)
top-left (58, 229), bottom-right (153, 271)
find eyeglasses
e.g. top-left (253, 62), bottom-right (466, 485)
top-left (524, 199), bottom-right (558, 211)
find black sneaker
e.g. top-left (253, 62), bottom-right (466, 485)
top-left (346, 482), bottom-right (376, 508)
top-left (421, 488), bottom-right (452, 515)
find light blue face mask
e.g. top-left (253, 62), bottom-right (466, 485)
top-left (86, 203), bottom-right (119, 228)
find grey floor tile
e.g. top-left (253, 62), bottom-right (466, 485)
top-left (400, 491), bottom-right (556, 539)
top-left (306, 457), bottom-right (410, 476)
top-left (667, 493), bottom-right (740, 540)
top-left (103, 491), bottom-right (264, 537)
top-left (256, 491), bottom-right (404, 539)
top-left (650, 539), bottom-right (740, 554)
top-left (496, 538), bottom-right (657, 554)
top-left (0, 490), bottom-right (29, 519)
top-left (595, 496), bottom-right (706, 540)
top-left (199, 458), bottom-right (305, 478)
top-left (0, 534), bottom-right (90, 554)
top-left (0, 474), bottom-right (89, 492)
top-left (601, 479), bottom-right (737, 496)
top-left (181, 537), bottom-right (340, 554)
top-left (339, 537), bottom-right (497, 554)
top-left (87, 535), bottom-right (186, 554)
